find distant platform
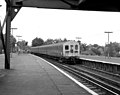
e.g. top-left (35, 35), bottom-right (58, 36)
top-left (80, 55), bottom-right (120, 65)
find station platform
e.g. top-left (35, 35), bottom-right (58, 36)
top-left (0, 54), bottom-right (94, 95)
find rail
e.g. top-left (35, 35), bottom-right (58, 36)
top-left (50, 60), bottom-right (120, 95)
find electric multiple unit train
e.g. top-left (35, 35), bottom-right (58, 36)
top-left (31, 41), bottom-right (80, 64)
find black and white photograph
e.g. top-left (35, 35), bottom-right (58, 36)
top-left (0, 0), bottom-right (120, 95)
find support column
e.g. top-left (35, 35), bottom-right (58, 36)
top-left (5, 5), bottom-right (11, 69)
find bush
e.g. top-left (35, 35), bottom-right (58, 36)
top-left (116, 53), bottom-right (120, 57)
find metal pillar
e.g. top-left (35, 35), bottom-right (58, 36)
top-left (5, 5), bottom-right (11, 69)
top-left (3, 0), bottom-right (21, 69)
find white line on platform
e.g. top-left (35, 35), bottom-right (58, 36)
top-left (39, 57), bottom-right (98, 95)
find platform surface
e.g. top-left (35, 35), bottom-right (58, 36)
top-left (0, 54), bottom-right (92, 95)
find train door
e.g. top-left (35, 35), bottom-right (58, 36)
top-left (69, 45), bottom-right (74, 56)
top-left (64, 45), bottom-right (69, 57)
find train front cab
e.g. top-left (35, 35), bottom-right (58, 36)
top-left (62, 41), bottom-right (80, 64)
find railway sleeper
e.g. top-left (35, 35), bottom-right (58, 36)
top-left (93, 89), bottom-right (101, 92)
top-left (88, 86), bottom-right (97, 89)
top-left (72, 65), bottom-right (120, 89)
top-left (82, 73), bottom-right (120, 94)
top-left (63, 65), bottom-right (120, 94)
top-left (97, 92), bottom-right (106, 95)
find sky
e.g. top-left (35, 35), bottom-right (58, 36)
top-left (0, 1), bottom-right (120, 46)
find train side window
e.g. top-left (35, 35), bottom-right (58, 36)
top-left (65, 45), bottom-right (69, 50)
top-left (75, 45), bottom-right (78, 50)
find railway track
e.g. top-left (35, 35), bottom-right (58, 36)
top-left (70, 65), bottom-right (120, 94)
top-left (44, 58), bottom-right (120, 95)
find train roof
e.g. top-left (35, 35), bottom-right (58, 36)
top-left (31, 40), bottom-right (79, 48)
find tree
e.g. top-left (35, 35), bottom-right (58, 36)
top-left (81, 43), bottom-right (105, 55)
top-left (0, 34), bottom-right (16, 53)
top-left (17, 40), bottom-right (28, 50)
top-left (91, 48), bottom-right (101, 55)
top-left (81, 43), bottom-right (88, 51)
top-left (44, 38), bottom-right (54, 45)
top-left (105, 42), bottom-right (120, 57)
top-left (63, 38), bottom-right (67, 42)
top-left (54, 38), bottom-right (62, 43)
top-left (93, 44), bottom-right (99, 48)
top-left (98, 46), bottom-right (104, 55)
top-left (44, 38), bottom-right (68, 45)
top-left (112, 42), bottom-right (120, 53)
top-left (32, 37), bottom-right (44, 47)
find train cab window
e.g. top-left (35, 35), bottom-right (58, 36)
top-left (65, 45), bottom-right (69, 50)
top-left (75, 45), bottom-right (78, 50)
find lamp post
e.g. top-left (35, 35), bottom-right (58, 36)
top-left (104, 31), bottom-right (113, 58)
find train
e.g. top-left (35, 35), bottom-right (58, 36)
top-left (30, 40), bottom-right (80, 64)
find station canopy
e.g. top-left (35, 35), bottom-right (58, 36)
top-left (12, 0), bottom-right (120, 12)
